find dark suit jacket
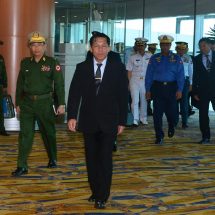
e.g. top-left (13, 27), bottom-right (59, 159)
top-left (67, 57), bottom-right (128, 133)
top-left (86, 51), bottom-right (122, 63)
top-left (193, 51), bottom-right (215, 97)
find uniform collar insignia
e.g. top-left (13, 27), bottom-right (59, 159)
top-left (169, 53), bottom-right (176, 62)
top-left (30, 56), bottom-right (46, 62)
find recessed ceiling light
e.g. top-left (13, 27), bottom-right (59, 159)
top-left (55, 1), bottom-right (59, 3)
top-left (74, 15), bottom-right (77, 18)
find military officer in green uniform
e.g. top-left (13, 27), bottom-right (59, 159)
top-left (12, 32), bottom-right (65, 176)
top-left (0, 40), bottom-right (9, 136)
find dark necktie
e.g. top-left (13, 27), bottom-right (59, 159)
top-left (206, 54), bottom-right (211, 72)
top-left (95, 63), bottom-right (102, 95)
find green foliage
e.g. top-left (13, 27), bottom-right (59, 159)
top-left (207, 25), bottom-right (215, 40)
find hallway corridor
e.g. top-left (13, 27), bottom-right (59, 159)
top-left (0, 112), bottom-right (215, 214)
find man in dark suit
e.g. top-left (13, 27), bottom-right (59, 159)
top-left (67, 32), bottom-right (128, 209)
top-left (86, 32), bottom-right (122, 152)
top-left (193, 37), bottom-right (215, 144)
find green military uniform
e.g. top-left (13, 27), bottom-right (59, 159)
top-left (16, 55), bottom-right (65, 169)
top-left (0, 54), bottom-right (7, 132)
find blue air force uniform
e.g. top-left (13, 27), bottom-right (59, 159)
top-left (145, 45), bottom-right (184, 140)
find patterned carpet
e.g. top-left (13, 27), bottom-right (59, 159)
top-left (0, 111), bottom-right (215, 214)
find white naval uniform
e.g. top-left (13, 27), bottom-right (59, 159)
top-left (181, 54), bottom-right (193, 84)
top-left (127, 52), bottom-right (152, 124)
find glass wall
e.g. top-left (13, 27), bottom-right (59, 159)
top-left (54, 0), bottom-right (215, 105)
top-left (55, 1), bottom-right (126, 54)
top-left (55, 0), bottom-right (215, 57)
top-left (144, 0), bottom-right (195, 54)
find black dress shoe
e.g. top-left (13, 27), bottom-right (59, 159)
top-left (47, 160), bottom-right (57, 168)
top-left (12, 167), bottom-right (28, 176)
top-left (88, 195), bottom-right (96, 202)
top-left (94, 200), bottom-right (106, 209)
top-left (155, 138), bottom-right (163, 145)
top-left (0, 130), bottom-right (10, 136)
top-left (199, 138), bottom-right (210, 144)
top-left (113, 141), bottom-right (117, 152)
top-left (168, 127), bottom-right (175, 138)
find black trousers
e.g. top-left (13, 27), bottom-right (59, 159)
top-left (199, 94), bottom-right (215, 139)
top-left (83, 131), bottom-right (117, 202)
top-left (152, 81), bottom-right (177, 139)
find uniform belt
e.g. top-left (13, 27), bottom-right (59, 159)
top-left (26, 92), bottom-right (53, 101)
top-left (133, 76), bottom-right (144, 79)
top-left (153, 80), bottom-right (176, 86)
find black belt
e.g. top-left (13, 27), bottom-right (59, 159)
top-left (153, 80), bottom-right (176, 86)
top-left (26, 92), bottom-right (53, 101)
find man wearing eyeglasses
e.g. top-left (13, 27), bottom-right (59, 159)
top-left (145, 35), bottom-right (184, 145)
top-left (12, 32), bottom-right (65, 176)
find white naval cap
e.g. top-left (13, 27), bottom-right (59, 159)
top-left (135, 37), bottom-right (148, 45)
top-left (158, 35), bottom-right (174, 43)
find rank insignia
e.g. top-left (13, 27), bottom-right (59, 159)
top-left (41, 65), bottom-right (51, 72)
top-left (169, 55), bottom-right (176, 62)
top-left (155, 57), bottom-right (161, 62)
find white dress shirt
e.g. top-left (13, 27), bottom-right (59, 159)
top-left (202, 49), bottom-right (212, 69)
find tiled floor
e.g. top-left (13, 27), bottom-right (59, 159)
top-left (1, 112), bottom-right (215, 214)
